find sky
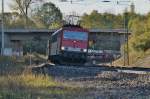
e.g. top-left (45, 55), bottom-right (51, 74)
top-left (1, 0), bottom-right (150, 15)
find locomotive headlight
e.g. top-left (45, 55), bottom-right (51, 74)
top-left (61, 46), bottom-right (65, 50)
top-left (83, 49), bottom-right (87, 52)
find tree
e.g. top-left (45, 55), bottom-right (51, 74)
top-left (11, 0), bottom-right (45, 28)
top-left (11, 0), bottom-right (44, 16)
top-left (81, 10), bottom-right (124, 29)
top-left (128, 13), bottom-right (150, 52)
top-left (1, 12), bottom-right (38, 29)
top-left (129, 17), bottom-right (146, 36)
top-left (0, 12), bottom-right (25, 28)
top-left (33, 2), bottom-right (63, 29)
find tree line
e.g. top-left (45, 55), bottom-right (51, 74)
top-left (1, 0), bottom-right (136, 29)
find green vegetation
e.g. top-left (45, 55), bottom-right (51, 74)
top-left (81, 10), bottom-right (124, 29)
top-left (33, 2), bottom-right (63, 29)
top-left (0, 56), bottom-right (25, 75)
top-left (23, 36), bottom-right (47, 55)
top-left (114, 13), bottom-right (150, 66)
top-left (0, 73), bottom-right (83, 99)
top-left (0, 56), bottom-right (84, 99)
top-left (0, 74), bottom-right (57, 89)
top-left (129, 13), bottom-right (150, 52)
top-left (2, 1), bottom-right (63, 29)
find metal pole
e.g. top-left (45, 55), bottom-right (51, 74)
top-left (124, 11), bottom-right (129, 66)
top-left (126, 15), bottom-right (129, 65)
top-left (30, 48), bottom-right (32, 66)
top-left (123, 12), bottom-right (126, 66)
top-left (29, 40), bottom-right (32, 66)
top-left (1, 0), bottom-right (4, 55)
top-left (25, 2), bottom-right (28, 29)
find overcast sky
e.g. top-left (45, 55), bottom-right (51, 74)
top-left (1, 0), bottom-right (150, 15)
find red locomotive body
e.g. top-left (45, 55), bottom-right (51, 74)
top-left (48, 25), bottom-right (89, 64)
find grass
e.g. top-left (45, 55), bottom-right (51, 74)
top-left (0, 73), bottom-right (86, 99)
top-left (0, 56), bottom-right (87, 99)
top-left (0, 56), bottom-right (61, 98)
top-left (0, 74), bottom-right (57, 89)
top-left (0, 70), bottom-right (149, 99)
top-left (114, 49), bottom-right (150, 68)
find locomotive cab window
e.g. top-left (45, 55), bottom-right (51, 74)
top-left (63, 31), bottom-right (88, 41)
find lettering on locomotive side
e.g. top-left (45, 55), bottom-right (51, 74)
top-left (88, 49), bottom-right (103, 53)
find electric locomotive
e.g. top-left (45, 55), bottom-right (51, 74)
top-left (48, 25), bottom-right (89, 64)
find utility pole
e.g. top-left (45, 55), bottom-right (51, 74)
top-left (1, 0), bottom-right (4, 55)
top-left (122, 7), bottom-right (130, 66)
top-left (25, 1), bottom-right (29, 29)
top-left (123, 11), bottom-right (127, 66)
top-left (124, 11), bottom-right (129, 66)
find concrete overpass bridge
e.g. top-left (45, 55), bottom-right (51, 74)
top-left (0, 28), bottom-right (129, 56)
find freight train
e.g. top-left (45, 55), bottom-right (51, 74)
top-left (48, 25), bottom-right (89, 64)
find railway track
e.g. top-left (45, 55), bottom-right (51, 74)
top-left (33, 63), bottom-right (150, 71)
top-left (31, 63), bottom-right (150, 79)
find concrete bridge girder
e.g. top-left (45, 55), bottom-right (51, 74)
top-left (1, 29), bottom-right (130, 56)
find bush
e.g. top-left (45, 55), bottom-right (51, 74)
top-left (0, 56), bottom-right (25, 75)
top-left (23, 36), bottom-right (47, 55)
top-left (131, 32), bottom-right (150, 52)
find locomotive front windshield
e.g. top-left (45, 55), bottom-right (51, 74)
top-left (63, 31), bottom-right (88, 41)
